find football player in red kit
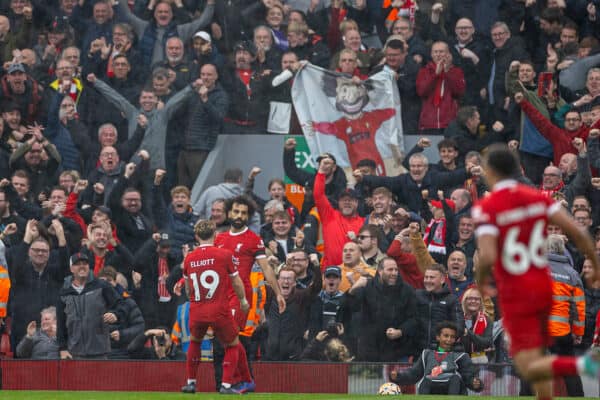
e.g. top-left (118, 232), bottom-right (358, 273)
top-left (473, 144), bottom-right (600, 400)
top-left (181, 220), bottom-right (252, 395)
top-left (215, 196), bottom-right (285, 327)
top-left (213, 195), bottom-right (285, 392)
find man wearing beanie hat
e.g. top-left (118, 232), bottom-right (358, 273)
top-left (222, 40), bottom-right (269, 134)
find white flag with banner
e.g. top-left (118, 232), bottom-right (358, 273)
top-left (291, 63), bottom-right (404, 175)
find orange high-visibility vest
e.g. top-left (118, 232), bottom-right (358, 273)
top-left (240, 265), bottom-right (266, 338)
top-left (383, 0), bottom-right (415, 22)
top-left (0, 265), bottom-right (10, 318)
top-left (548, 280), bottom-right (586, 337)
top-left (307, 207), bottom-right (324, 255)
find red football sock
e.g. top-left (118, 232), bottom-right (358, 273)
top-left (223, 344), bottom-right (240, 385)
top-left (236, 342), bottom-right (252, 382)
top-left (552, 356), bottom-right (578, 376)
top-left (186, 341), bottom-right (202, 381)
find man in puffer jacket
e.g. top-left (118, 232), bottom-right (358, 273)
top-left (97, 266), bottom-right (145, 359)
top-left (347, 257), bottom-right (417, 361)
top-left (415, 264), bottom-right (464, 353)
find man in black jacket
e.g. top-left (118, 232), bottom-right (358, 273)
top-left (348, 257), bottom-right (417, 361)
top-left (132, 233), bottom-right (179, 329)
top-left (370, 38), bottom-right (420, 135)
top-left (263, 257), bottom-right (322, 361)
top-left (178, 63), bottom-right (229, 189)
top-left (483, 22), bottom-right (529, 125)
top-left (415, 264), bottom-right (463, 353)
top-left (448, 18), bottom-right (490, 108)
top-left (221, 41), bottom-right (269, 134)
top-left (287, 21), bottom-right (330, 69)
top-left (7, 219), bottom-right (69, 354)
top-left (97, 266), bottom-right (145, 359)
top-left (444, 106), bottom-right (504, 161)
top-left (108, 158), bottom-right (160, 254)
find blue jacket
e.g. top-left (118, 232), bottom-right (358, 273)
top-left (45, 92), bottom-right (82, 172)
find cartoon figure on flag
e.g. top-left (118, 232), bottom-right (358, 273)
top-left (312, 75), bottom-right (395, 175)
top-left (292, 63), bottom-right (404, 176)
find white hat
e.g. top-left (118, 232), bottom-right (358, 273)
top-left (193, 31), bottom-right (211, 43)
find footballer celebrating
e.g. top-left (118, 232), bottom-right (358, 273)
top-left (181, 220), bottom-right (253, 394)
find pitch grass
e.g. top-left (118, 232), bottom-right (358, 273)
top-left (0, 392), bottom-right (578, 400)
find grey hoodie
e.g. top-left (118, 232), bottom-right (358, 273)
top-left (92, 79), bottom-right (193, 170)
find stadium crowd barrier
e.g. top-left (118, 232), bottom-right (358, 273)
top-left (2, 360), bottom-right (598, 396)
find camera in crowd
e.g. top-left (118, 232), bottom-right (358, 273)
top-left (325, 321), bottom-right (343, 338)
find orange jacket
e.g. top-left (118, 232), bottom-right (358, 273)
top-left (548, 255), bottom-right (586, 337)
top-left (0, 265), bottom-right (10, 318)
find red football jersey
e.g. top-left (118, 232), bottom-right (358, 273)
top-left (472, 180), bottom-right (561, 304)
top-left (215, 227), bottom-right (266, 299)
top-left (183, 244), bottom-right (238, 318)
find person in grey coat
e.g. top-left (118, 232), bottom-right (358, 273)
top-left (56, 252), bottom-right (126, 359)
top-left (177, 63), bottom-right (229, 189)
top-left (16, 306), bottom-right (59, 359)
top-left (115, 0), bottom-right (215, 66)
top-left (86, 73), bottom-right (202, 170)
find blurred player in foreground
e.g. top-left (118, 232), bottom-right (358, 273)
top-left (473, 144), bottom-right (600, 400)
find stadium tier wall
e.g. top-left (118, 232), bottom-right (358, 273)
top-left (2, 360), bottom-right (599, 396)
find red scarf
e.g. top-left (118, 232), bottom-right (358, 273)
top-left (540, 180), bottom-right (564, 198)
top-left (424, 217), bottom-right (446, 254)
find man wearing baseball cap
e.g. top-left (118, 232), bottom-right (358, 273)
top-left (0, 62), bottom-right (43, 124)
top-left (56, 252), bottom-right (126, 359)
top-left (191, 31), bottom-right (225, 70)
top-left (306, 265), bottom-right (348, 341)
top-left (314, 156), bottom-right (365, 267)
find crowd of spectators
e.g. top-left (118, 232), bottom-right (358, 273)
top-left (0, 0), bottom-right (600, 394)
